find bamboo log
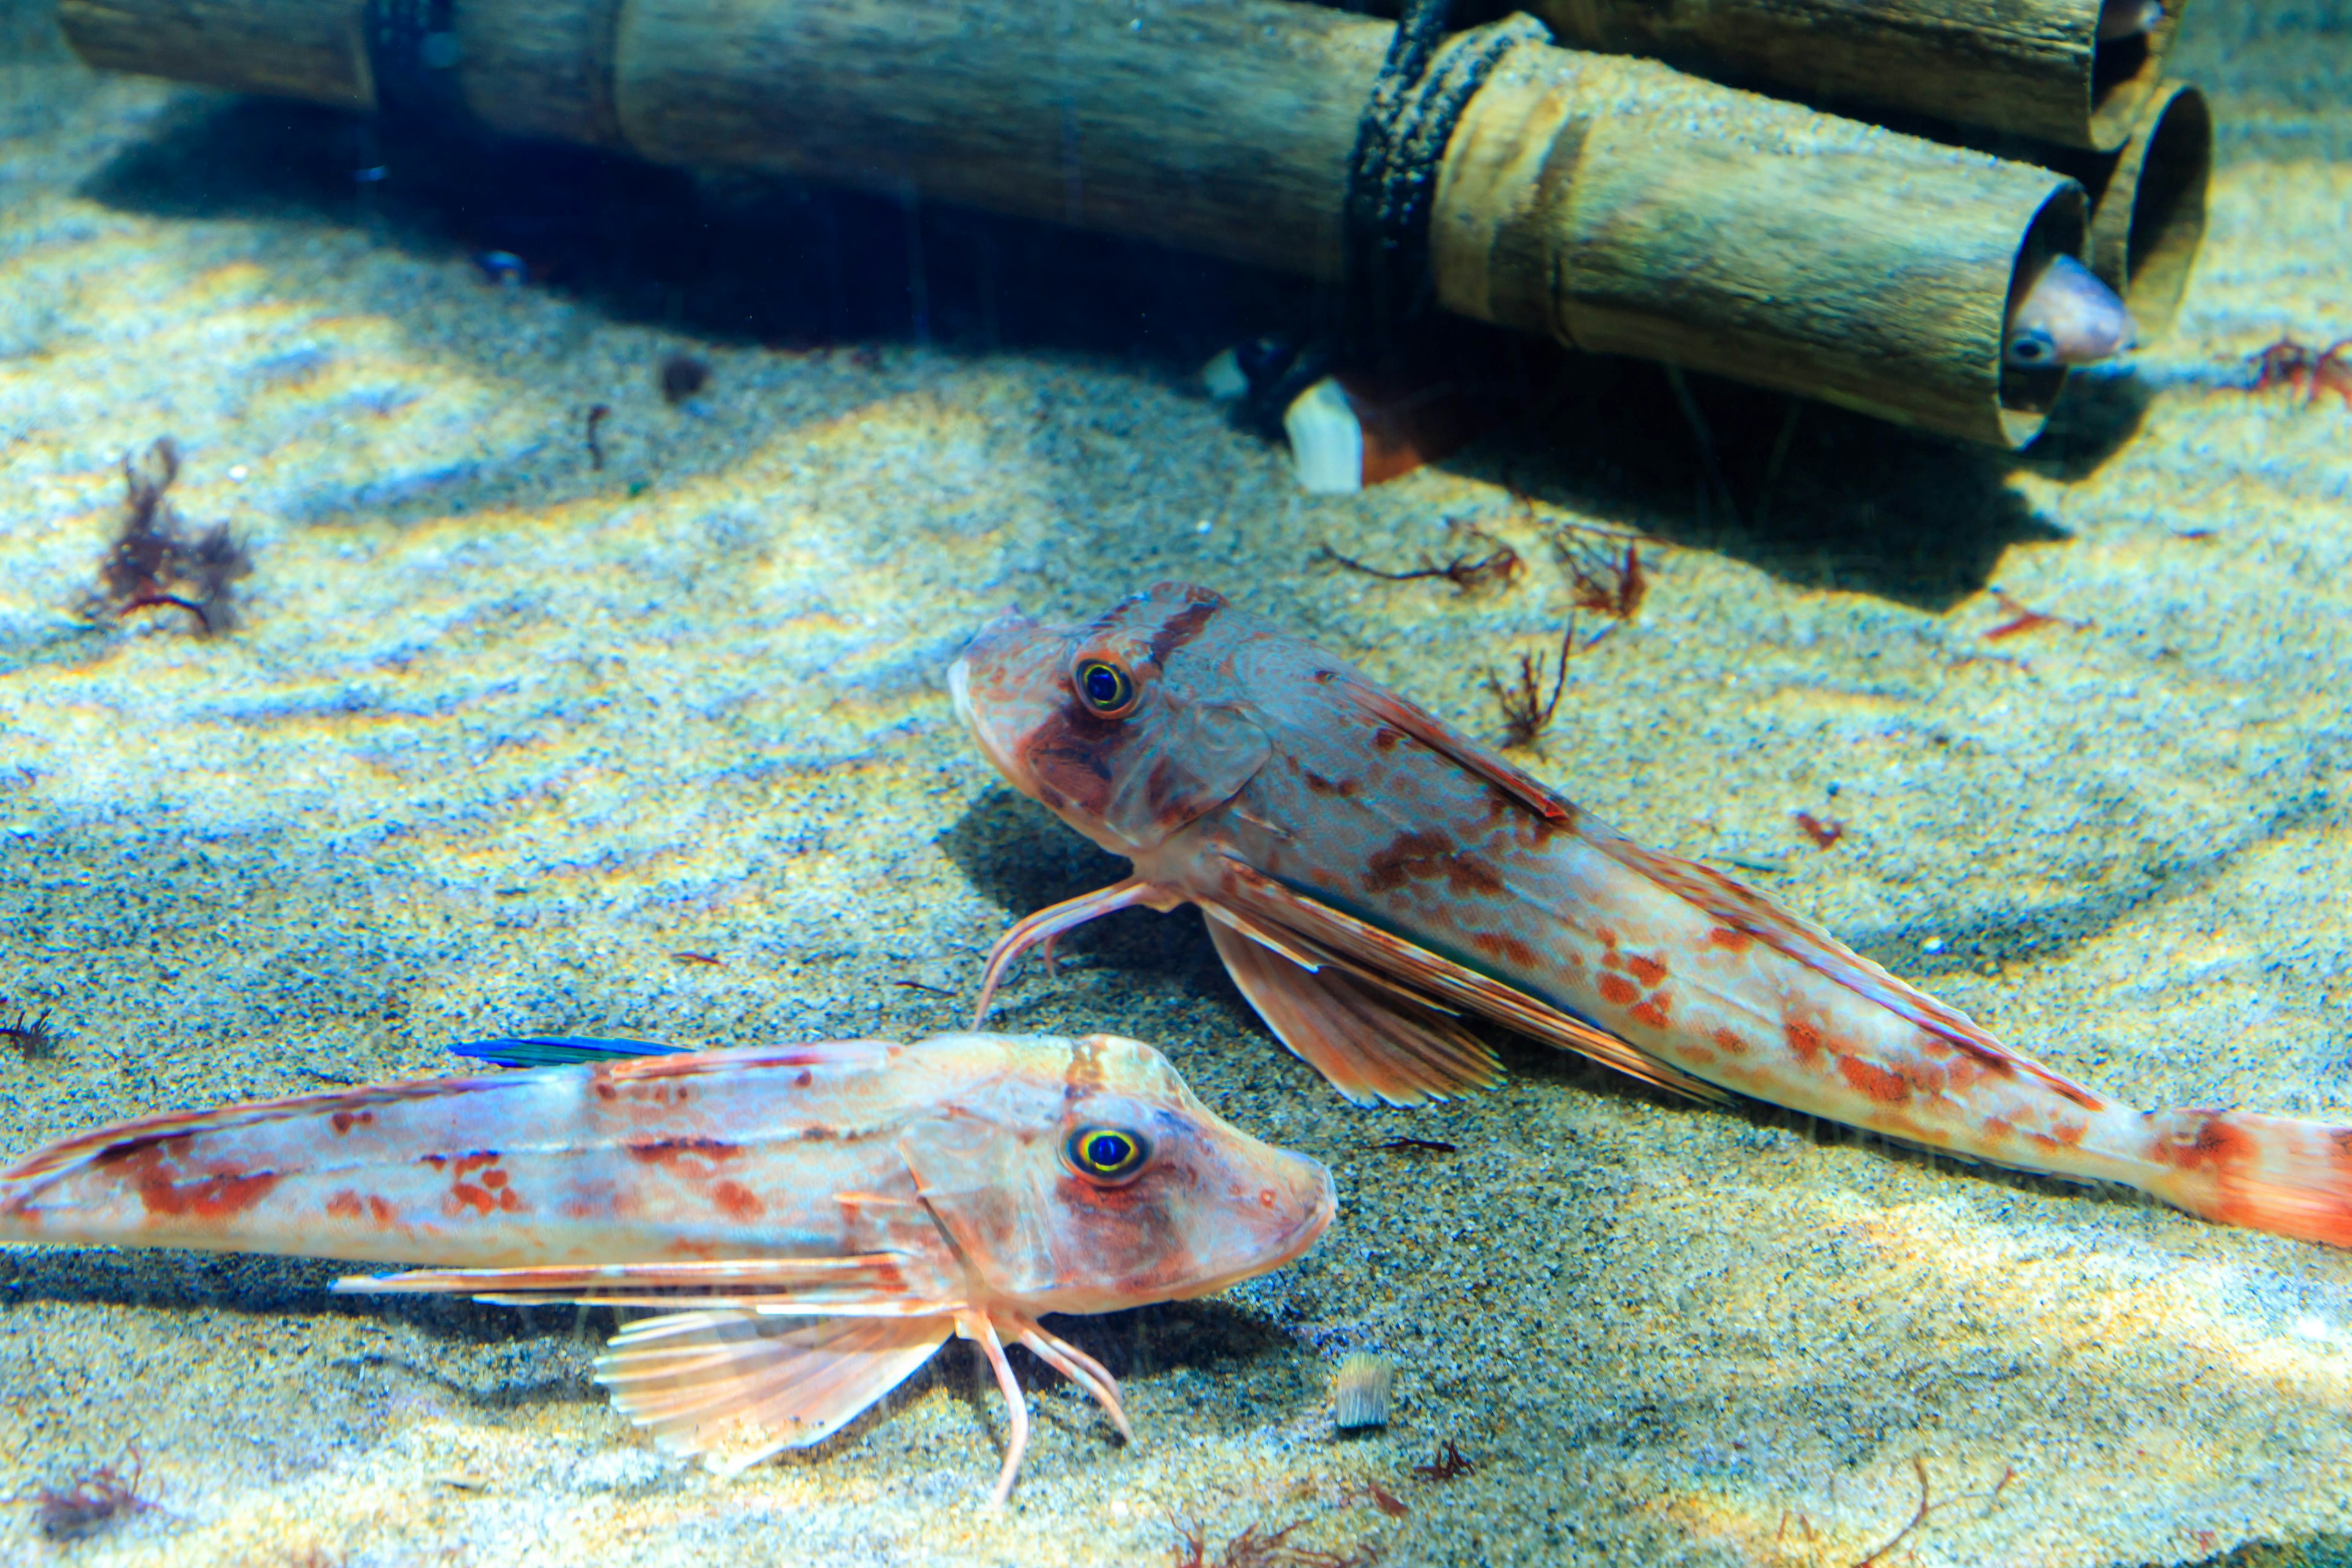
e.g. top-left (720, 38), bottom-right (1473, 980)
top-left (2048, 81), bottom-right (2209, 341)
top-left (1431, 40), bottom-right (2081, 445)
top-left (1525, 0), bottom-right (2186, 153)
top-left (55, 0), bottom-right (2090, 447)
top-left (59, 0), bottom-right (372, 108)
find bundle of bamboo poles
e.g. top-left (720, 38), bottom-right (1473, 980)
top-left (55, 0), bottom-right (2207, 448)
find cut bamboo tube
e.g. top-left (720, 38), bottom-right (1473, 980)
top-left (2046, 81), bottom-right (2209, 342)
top-left (59, 0), bottom-right (372, 108)
top-left (55, 0), bottom-right (2090, 447)
top-left (1430, 40), bottom-right (2082, 446)
top-left (1525, 0), bottom-right (2187, 153)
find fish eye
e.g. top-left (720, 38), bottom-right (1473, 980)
top-left (1065, 1125), bottom-right (1150, 1183)
top-left (1073, 658), bottom-right (1139, 719)
top-left (2007, 332), bottom-right (2051, 364)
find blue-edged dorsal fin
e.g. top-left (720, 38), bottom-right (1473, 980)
top-left (447, 1036), bottom-right (692, 1069)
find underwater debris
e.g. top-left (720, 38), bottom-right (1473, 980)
top-left (660, 353), bottom-right (711, 405)
top-left (1981, 589), bottom-right (2090, 642)
top-left (1168, 1517), bottom-right (1382, 1568)
top-left (1555, 530), bottom-right (1648, 622)
top-left (1795, 812), bottom-right (1846, 850)
top-left (669, 951), bottom-right (722, 967)
top-left (2246, 336), bottom-right (2352, 407)
top-left (1483, 622), bottom-right (1580, 752)
top-left (892, 978), bottom-right (959, 999)
top-left (1, 1001), bottom-right (58, 1058)
top-left (18, 1449), bottom-right (156, 1542)
top-left (1315, 525), bottom-right (1521, 595)
top-left (1354, 1480), bottom-right (1409, 1518)
top-left (1369, 1136), bottom-right (1458, 1155)
top-left (95, 438), bottom-right (251, 636)
top-left (1846, 1457), bottom-right (2013, 1568)
top-left (473, 250), bottom-right (527, 287)
top-left (1330, 1353), bottom-right (1395, 1431)
top-left (1412, 1441), bottom-right (1476, 1482)
top-left (586, 403), bottom-right (611, 470)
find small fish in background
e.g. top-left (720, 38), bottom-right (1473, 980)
top-left (2005, 254), bottom-right (2138, 369)
top-left (951, 584), bottom-right (2352, 1252)
top-left (0, 1031), bottom-right (1335, 1505)
top-left (1200, 337), bottom-right (1501, 495)
top-left (2097, 0), bottom-right (2163, 41)
top-left (1331, 1351), bottom-right (1395, 1430)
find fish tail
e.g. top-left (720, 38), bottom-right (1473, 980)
top-left (2130, 1108), bottom-right (2352, 1248)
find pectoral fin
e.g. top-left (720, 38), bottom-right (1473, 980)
top-left (1205, 916), bottom-right (1502, 1106)
top-left (595, 1310), bottom-right (954, 1476)
top-left (333, 1253), bottom-right (956, 1312)
top-left (1208, 864), bottom-right (1726, 1104)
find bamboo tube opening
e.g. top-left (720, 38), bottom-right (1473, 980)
top-left (2085, 82), bottom-right (2209, 342)
top-left (1999, 187), bottom-right (2089, 442)
top-left (2087, 5), bottom-right (2183, 153)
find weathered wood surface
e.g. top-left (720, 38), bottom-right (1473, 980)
top-left (58, 0), bottom-right (372, 108)
top-left (1433, 42), bottom-right (2080, 447)
top-left (611, 0), bottom-right (1385, 278)
top-left (1528, 0), bottom-right (2183, 151)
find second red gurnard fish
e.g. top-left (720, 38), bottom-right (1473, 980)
top-left (0, 1030), bottom-right (1335, 1504)
top-left (951, 582), bottom-right (2352, 1250)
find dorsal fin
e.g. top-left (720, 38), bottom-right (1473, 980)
top-left (447, 1036), bottom-right (692, 1069)
top-left (1337, 676), bottom-right (1573, 823)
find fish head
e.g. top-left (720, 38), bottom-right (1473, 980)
top-left (949, 584), bottom-right (1273, 858)
top-left (897, 1032), bottom-right (1336, 1315)
top-left (2006, 254), bottom-right (2139, 369)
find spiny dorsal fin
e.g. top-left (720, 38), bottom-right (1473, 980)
top-left (446, 1036), bottom-right (692, 1069)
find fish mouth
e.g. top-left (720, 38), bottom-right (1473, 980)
top-left (948, 653), bottom-right (1019, 783)
top-left (1171, 1155), bottom-right (1338, 1301)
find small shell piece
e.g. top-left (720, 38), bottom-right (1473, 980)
top-left (1331, 1351), bottom-right (1396, 1430)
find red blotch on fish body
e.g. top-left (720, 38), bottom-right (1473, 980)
top-left (450, 1184), bottom-right (496, 1215)
top-left (1625, 956), bottom-right (1668, 987)
top-left (1984, 1117), bottom-right (2015, 1143)
top-left (1705, 927), bottom-right (1753, 952)
top-left (326, 1190), bottom-right (363, 1219)
top-left (453, 1152), bottom-right (499, 1177)
top-left (1598, 974), bottom-right (1640, 1008)
top-left (1629, 998), bottom-right (1672, 1030)
top-left (2155, 1115), bottom-right (2254, 1172)
top-left (483, 1168), bottom-right (509, 1189)
top-left (2050, 1120), bottom-right (2087, 1148)
top-left (1785, 1020), bottom-right (1825, 1065)
top-left (369, 1196), bottom-right (396, 1224)
top-left (330, 1110), bottom-right (375, 1136)
top-left (1470, 930), bottom-right (1540, 968)
top-left (108, 1140), bottom-right (283, 1221)
top-left (1594, 927), bottom-right (1619, 949)
top-left (1710, 1028), bottom-right (1750, 1055)
top-left (594, 1080), bottom-right (619, 1102)
top-left (627, 1137), bottom-right (742, 1169)
top-left (1838, 1056), bottom-right (1912, 1106)
top-left (710, 1180), bottom-right (764, 1221)
top-left (1362, 829), bottom-right (1506, 898)
top-left (795, 1069), bottom-right (813, 1088)
top-left (1302, 769), bottom-right (1360, 798)
top-left (1374, 727), bottom-right (1401, 752)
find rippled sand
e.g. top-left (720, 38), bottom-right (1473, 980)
top-left (2, 0), bottom-right (2350, 1562)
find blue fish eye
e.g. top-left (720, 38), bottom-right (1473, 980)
top-left (1066, 1125), bottom-right (1149, 1182)
top-left (1074, 659), bottom-right (1137, 718)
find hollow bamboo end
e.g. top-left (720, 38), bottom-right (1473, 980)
top-left (2086, 0), bottom-right (2188, 152)
top-left (2088, 81), bottom-right (2209, 343)
top-left (1998, 185), bottom-right (2090, 447)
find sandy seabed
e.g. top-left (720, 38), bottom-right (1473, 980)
top-left (2, 0), bottom-right (2350, 1563)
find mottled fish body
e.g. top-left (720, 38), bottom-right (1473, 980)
top-left (0, 1031), bottom-right (1334, 1501)
top-left (952, 584), bottom-right (2352, 1250)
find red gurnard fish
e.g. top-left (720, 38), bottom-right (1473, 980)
top-left (0, 1030), bottom-right (1334, 1503)
top-left (951, 582), bottom-right (2352, 1249)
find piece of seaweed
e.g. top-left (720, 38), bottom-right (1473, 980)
top-left (95, 439), bottom-right (250, 635)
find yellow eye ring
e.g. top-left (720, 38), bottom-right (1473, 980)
top-left (1072, 658), bottom-right (1139, 718)
top-left (1066, 1125), bottom-right (1149, 1182)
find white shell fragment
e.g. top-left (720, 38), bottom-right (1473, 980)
top-left (1332, 1351), bottom-right (1395, 1430)
top-left (1284, 377), bottom-right (1365, 495)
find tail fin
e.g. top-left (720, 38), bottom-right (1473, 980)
top-left (2136, 1109), bottom-right (2352, 1248)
